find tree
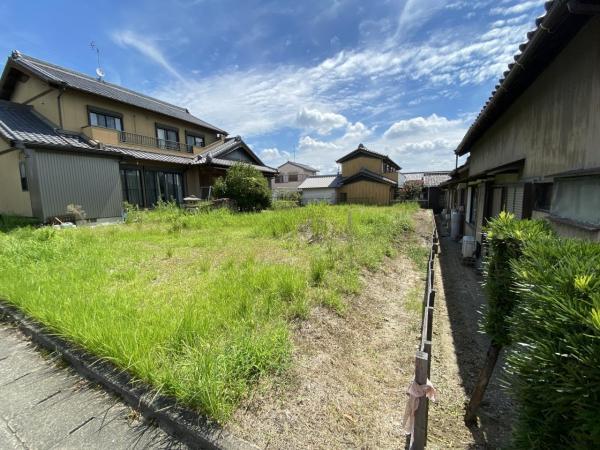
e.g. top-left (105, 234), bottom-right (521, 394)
top-left (213, 163), bottom-right (272, 211)
top-left (400, 181), bottom-right (423, 201)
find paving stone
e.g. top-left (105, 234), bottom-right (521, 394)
top-left (0, 324), bottom-right (187, 449)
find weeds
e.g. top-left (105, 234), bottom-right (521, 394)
top-left (0, 202), bottom-right (420, 422)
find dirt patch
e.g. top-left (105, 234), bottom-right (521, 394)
top-left (428, 220), bottom-right (514, 449)
top-left (226, 209), bottom-right (433, 449)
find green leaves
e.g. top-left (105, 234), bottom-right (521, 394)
top-left (214, 163), bottom-right (272, 211)
top-left (489, 222), bottom-right (600, 448)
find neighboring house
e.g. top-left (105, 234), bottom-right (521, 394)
top-left (336, 144), bottom-right (401, 205)
top-left (0, 51), bottom-right (276, 222)
top-left (398, 171), bottom-right (451, 212)
top-left (271, 161), bottom-right (318, 196)
top-left (297, 144), bottom-right (401, 206)
top-left (444, 3), bottom-right (600, 242)
top-left (297, 174), bottom-right (343, 205)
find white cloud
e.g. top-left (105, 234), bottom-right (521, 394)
top-left (112, 30), bottom-right (185, 82)
top-left (296, 107), bottom-right (348, 134)
top-left (491, 0), bottom-right (544, 16)
top-left (111, 2), bottom-right (538, 173)
top-left (260, 148), bottom-right (282, 161)
top-left (383, 114), bottom-right (463, 139)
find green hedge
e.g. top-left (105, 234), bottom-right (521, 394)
top-left (484, 213), bottom-right (600, 448)
top-left (508, 235), bottom-right (600, 448)
top-left (483, 212), bottom-right (552, 346)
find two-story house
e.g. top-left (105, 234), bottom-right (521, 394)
top-left (0, 51), bottom-right (276, 222)
top-left (271, 161), bottom-right (318, 197)
top-left (335, 144), bottom-right (400, 205)
top-left (446, 1), bottom-right (600, 242)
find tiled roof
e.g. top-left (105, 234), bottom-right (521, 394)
top-left (103, 145), bottom-right (193, 165)
top-left (298, 175), bottom-right (342, 189)
top-left (194, 135), bottom-right (276, 172)
top-left (200, 157), bottom-right (278, 174)
top-left (400, 171), bottom-right (451, 187)
top-left (0, 100), bottom-right (93, 148)
top-left (402, 172), bottom-right (425, 182)
top-left (336, 143), bottom-right (401, 170)
top-left (341, 168), bottom-right (397, 186)
top-left (423, 172), bottom-right (451, 187)
top-left (455, 1), bottom-right (593, 155)
top-left (8, 52), bottom-right (226, 134)
top-left (281, 160), bottom-right (318, 173)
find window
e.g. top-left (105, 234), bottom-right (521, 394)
top-left (551, 176), bottom-right (600, 226)
top-left (19, 161), bottom-right (28, 191)
top-left (468, 186), bottom-right (478, 224)
top-left (288, 173), bottom-right (299, 182)
top-left (185, 133), bottom-right (205, 152)
top-left (89, 109), bottom-right (123, 131)
top-left (533, 183), bottom-right (553, 211)
top-left (120, 169), bottom-right (143, 206)
top-left (156, 125), bottom-right (180, 150)
top-left (274, 175), bottom-right (284, 184)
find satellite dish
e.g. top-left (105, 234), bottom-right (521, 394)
top-left (96, 67), bottom-right (105, 79)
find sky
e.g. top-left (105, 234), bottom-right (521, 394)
top-left (0, 0), bottom-right (547, 173)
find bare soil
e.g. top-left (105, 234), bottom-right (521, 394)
top-left (427, 219), bottom-right (514, 449)
top-left (226, 209), bottom-right (433, 449)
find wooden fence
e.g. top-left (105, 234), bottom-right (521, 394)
top-left (406, 224), bottom-right (438, 450)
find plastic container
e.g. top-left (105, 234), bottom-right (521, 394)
top-left (462, 235), bottom-right (477, 259)
top-left (450, 210), bottom-right (463, 240)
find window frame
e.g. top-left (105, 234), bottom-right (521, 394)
top-left (19, 160), bottom-right (28, 191)
top-left (184, 131), bottom-right (205, 153)
top-left (155, 123), bottom-right (180, 151)
top-left (467, 186), bottom-right (478, 224)
top-left (87, 106), bottom-right (124, 132)
top-left (533, 182), bottom-right (553, 212)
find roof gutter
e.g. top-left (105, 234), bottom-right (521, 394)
top-left (455, 0), bottom-right (599, 157)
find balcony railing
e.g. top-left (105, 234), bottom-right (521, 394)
top-left (118, 131), bottom-right (192, 153)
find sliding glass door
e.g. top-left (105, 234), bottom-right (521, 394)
top-left (121, 168), bottom-right (184, 207)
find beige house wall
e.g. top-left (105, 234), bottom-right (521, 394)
top-left (9, 76), bottom-right (221, 156)
top-left (468, 17), bottom-right (600, 179)
top-left (0, 142), bottom-right (33, 217)
top-left (341, 156), bottom-right (381, 177)
top-left (340, 155), bottom-right (398, 182)
top-left (338, 180), bottom-right (393, 205)
top-left (10, 75), bottom-right (61, 125)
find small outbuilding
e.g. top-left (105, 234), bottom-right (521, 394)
top-left (298, 175), bottom-right (343, 205)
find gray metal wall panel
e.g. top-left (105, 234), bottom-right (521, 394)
top-left (33, 150), bottom-right (122, 220)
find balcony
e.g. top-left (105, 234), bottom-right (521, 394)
top-left (118, 131), bottom-right (191, 153)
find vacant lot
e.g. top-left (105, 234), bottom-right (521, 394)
top-left (0, 203), bottom-right (427, 424)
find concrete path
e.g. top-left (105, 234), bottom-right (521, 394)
top-left (0, 324), bottom-right (187, 449)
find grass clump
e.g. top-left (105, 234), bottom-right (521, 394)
top-left (0, 202), bottom-right (420, 422)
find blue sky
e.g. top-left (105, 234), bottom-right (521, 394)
top-left (0, 0), bottom-right (546, 172)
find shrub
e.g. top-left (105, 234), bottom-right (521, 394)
top-left (213, 163), bottom-right (272, 211)
top-left (507, 237), bottom-right (600, 448)
top-left (272, 200), bottom-right (298, 210)
top-left (482, 212), bottom-right (553, 346)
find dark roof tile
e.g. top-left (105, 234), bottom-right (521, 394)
top-left (9, 52), bottom-right (226, 134)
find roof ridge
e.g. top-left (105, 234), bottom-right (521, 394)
top-left (16, 53), bottom-right (190, 113)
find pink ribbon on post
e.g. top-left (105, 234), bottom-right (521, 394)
top-left (403, 379), bottom-right (437, 435)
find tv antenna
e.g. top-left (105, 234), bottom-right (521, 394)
top-left (90, 41), bottom-right (105, 81)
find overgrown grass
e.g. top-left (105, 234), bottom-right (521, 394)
top-left (0, 202), bottom-right (420, 422)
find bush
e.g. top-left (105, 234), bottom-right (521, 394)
top-left (213, 163), bottom-right (272, 212)
top-left (272, 200), bottom-right (298, 210)
top-left (482, 212), bottom-right (552, 346)
top-left (507, 237), bottom-right (600, 448)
